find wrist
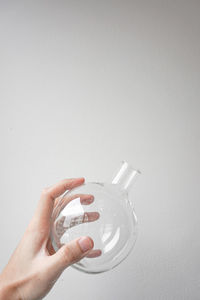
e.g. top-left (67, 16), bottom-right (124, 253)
top-left (0, 276), bottom-right (21, 300)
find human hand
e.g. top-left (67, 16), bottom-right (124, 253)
top-left (0, 178), bottom-right (98, 300)
top-left (50, 192), bottom-right (101, 258)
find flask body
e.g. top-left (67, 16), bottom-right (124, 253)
top-left (51, 181), bottom-right (138, 273)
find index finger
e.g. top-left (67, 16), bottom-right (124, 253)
top-left (34, 178), bottom-right (85, 227)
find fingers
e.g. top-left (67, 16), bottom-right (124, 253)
top-left (54, 212), bottom-right (100, 239)
top-left (53, 193), bottom-right (94, 210)
top-left (44, 178), bottom-right (85, 200)
top-left (69, 211), bottom-right (100, 227)
top-left (47, 209), bottom-right (99, 255)
top-left (66, 194), bottom-right (94, 205)
top-left (48, 236), bottom-right (94, 273)
top-left (86, 249), bottom-right (102, 258)
top-left (33, 178), bottom-right (85, 228)
top-left (52, 194), bottom-right (94, 221)
top-left (47, 239), bottom-right (102, 259)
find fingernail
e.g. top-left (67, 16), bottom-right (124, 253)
top-left (78, 237), bottom-right (93, 252)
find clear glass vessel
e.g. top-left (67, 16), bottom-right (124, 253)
top-left (50, 161), bottom-right (140, 273)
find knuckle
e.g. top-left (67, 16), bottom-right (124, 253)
top-left (26, 220), bottom-right (48, 242)
top-left (41, 187), bottom-right (48, 196)
top-left (41, 187), bottom-right (51, 198)
top-left (63, 178), bottom-right (73, 189)
top-left (62, 246), bottom-right (79, 265)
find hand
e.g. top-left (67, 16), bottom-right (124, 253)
top-left (50, 192), bottom-right (101, 258)
top-left (0, 178), bottom-right (97, 300)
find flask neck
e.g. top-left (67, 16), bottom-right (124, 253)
top-left (111, 161), bottom-right (140, 192)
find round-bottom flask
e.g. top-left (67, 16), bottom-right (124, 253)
top-left (50, 161), bottom-right (140, 273)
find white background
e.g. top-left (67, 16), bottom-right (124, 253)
top-left (0, 1), bottom-right (200, 299)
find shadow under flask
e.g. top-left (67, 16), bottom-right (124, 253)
top-left (50, 161), bottom-right (140, 274)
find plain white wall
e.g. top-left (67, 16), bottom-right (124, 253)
top-left (0, 1), bottom-right (200, 299)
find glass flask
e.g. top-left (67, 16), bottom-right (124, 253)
top-left (50, 161), bottom-right (140, 273)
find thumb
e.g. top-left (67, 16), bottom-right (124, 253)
top-left (48, 236), bottom-right (94, 274)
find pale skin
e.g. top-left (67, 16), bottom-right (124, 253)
top-left (0, 177), bottom-right (101, 300)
